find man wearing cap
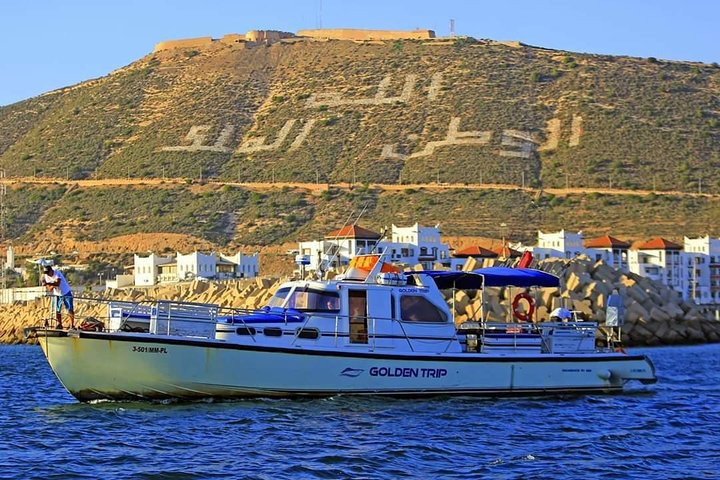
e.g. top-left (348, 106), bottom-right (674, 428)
top-left (41, 265), bottom-right (75, 329)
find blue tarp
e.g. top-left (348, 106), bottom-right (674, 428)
top-left (414, 267), bottom-right (559, 289)
top-left (220, 307), bottom-right (305, 324)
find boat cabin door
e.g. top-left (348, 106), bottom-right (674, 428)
top-left (348, 288), bottom-right (392, 346)
top-left (348, 290), bottom-right (368, 344)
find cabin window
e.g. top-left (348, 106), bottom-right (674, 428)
top-left (263, 327), bottom-right (283, 337)
top-left (236, 327), bottom-right (256, 335)
top-left (266, 287), bottom-right (291, 307)
top-left (286, 288), bottom-right (340, 312)
top-left (297, 327), bottom-right (320, 339)
top-left (400, 295), bottom-right (448, 323)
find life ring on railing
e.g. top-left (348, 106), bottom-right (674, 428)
top-left (512, 292), bottom-right (535, 322)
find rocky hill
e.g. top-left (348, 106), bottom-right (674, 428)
top-left (1, 31), bottom-right (719, 251)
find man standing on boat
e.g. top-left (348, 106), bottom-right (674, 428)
top-left (42, 265), bottom-right (75, 330)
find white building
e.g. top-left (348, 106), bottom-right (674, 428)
top-left (297, 223), bottom-right (451, 272)
top-left (532, 230), bottom-right (584, 260)
top-left (584, 235), bottom-right (631, 271)
top-left (134, 253), bottom-right (174, 286)
top-left (628, 238), bottom-right (683, 293)
top-left (683, 236), bottom-right (720, 304)
top-left (177, 251), bottom-right (217, 281)
top-left (298, 225), bottom-right (382, 272)
top-left (378, 223), bottom-right (451, 270)
top-left (134, 251), bottom-right (259, 286)
top-left (220, 252), bottom-right (260, 279)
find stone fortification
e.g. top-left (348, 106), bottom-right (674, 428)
top-left (297, 28), bottom-right (435, 41)
top-left (153, 30), bottom-right (295, 52)
top-left (152, 28), bottom-right (435, 52)
top-left (244, 30), bottom-right (295, 43)
top-left (3, 256), bottom-right (718, 346)
top-left (153, 36), bottom-right (214, 52)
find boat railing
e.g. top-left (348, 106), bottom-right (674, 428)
top-left (457, 320), bottom-right (599, 353)
top-left (50, 296), bottom-right (596, 354)
top-left (43, 295), bottom-right (222, 339)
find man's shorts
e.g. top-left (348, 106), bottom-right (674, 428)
top-left (54, 294), bottom-right (74, 313)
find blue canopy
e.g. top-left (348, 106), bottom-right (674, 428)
top-left (474, 267), bottom-right (560, 288)
top-left (414, 267), bottom-right (559, 289)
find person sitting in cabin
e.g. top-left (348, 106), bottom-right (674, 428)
top-left (41, 265), bottom-right (75, 330)
top-left (324, 297), bottom-right (340, 311)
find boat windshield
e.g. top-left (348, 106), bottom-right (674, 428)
top-left (266, 287), bottom-right (291, 308)
top-left (286, 288), bottom-right (341, 312)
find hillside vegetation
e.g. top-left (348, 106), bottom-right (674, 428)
top-left (1, 35), bottom-right (719, 250)
top-left (6, 183), bottom-right (720, 250)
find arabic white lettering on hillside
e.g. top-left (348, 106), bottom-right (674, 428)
top-left (305, 75), bottom-right (417, 107)
top-left (382, 117), bottom-right (492, 160)
top-left (161, 124), bottom-right (235, 153)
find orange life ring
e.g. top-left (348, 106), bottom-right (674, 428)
top-left (512, 292), bottom-right (535, 322)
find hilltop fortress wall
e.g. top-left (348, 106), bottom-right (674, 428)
top-left (153, 36), bottom-right (214, 52)
top-left (153, 30), bottom-right (295, 52)
top-left (297, 28), bottom-right (435, 41)
top-left (153, 29), bottom-right (436, 52)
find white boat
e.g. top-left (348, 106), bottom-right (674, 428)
top-left (29, 255), bottom-right (656, 401)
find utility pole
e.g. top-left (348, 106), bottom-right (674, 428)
top-left (499, 222), bottom-right (508, 260)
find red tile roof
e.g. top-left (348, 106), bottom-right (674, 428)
top-left (453, 246), bottom-right (499, 258)
top-left (325, 225), bottom-right (381, 239)
top-left (584, 235), bottom-right (631, 249)
top-left (490, 245), bottom-right (521, 258)
top-left (636, 237), bottom-right (682, 250)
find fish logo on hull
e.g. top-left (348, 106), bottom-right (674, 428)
top-left (340, 367), bottom-right (364, 378)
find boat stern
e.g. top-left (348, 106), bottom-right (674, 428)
top-left (609, 353), bottom-right (657, 385)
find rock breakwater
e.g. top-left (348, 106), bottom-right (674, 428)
top-left (1, 256), bottom-right (718, 346)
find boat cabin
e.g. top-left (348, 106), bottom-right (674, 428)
top-left (104, 254), bottom-right (603, 356)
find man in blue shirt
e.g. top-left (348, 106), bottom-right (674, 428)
top-left (42, 265), bottom-right (75, 330)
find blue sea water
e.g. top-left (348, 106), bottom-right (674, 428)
top-left (0, 344), bottom-right (719, 479)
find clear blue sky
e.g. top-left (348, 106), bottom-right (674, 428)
top-left (2, 0), bottom-right (718, 106)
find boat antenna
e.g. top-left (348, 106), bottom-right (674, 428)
top-left (319, 202), bottom-right (369, 278)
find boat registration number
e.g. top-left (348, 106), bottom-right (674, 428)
top-left (131, 345), bottom-right (168, 354)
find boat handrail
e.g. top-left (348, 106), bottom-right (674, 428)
top-left (59, 296), bottom-right (600, 354)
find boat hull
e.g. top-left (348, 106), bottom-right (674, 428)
top-left (38, 330), bottom-right (656, 401)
